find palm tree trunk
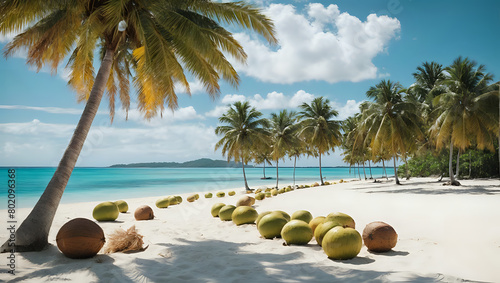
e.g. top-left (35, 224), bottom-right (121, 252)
top-left (382, 159), bottom-right (388, 179)
top-left (393, 156), bottom-right (400, 185)
top-left (275, 160), bottom-right (279, 189)
top-left (319, 153), bottom-right (324, 185)
top-left (263, 162), bottom-right (266, 179)
top-left (362, 161), bottom-right (367, 180)
top-left (242, 160), bottom-right (250, 190)
top-left (1, 49), bottom-right (115, 252)
top-left (357, 163), bottom-right (361, 180)
top-left (469, 151), bottom-right (472, 177)
top-left (455, 150), bottom-right (460, 179)
top-left (404, 156), bottom-right (410, 180)
top-left (293, 156), bottom-right (297, 188)
top-left (368, 160), bottom-right (373, 179)
top-left (449, 141), bottom-right (460, 186)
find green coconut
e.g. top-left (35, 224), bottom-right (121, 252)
top-left (255, 211), bottom-right (273, 226)
top-left (271, 189), bottom-right (279, 196)
top-left (255, 189), bottom-right (263, 194)
top-left (232, 206), bottom-right (258, 225)
top-left (314, 221), bottom-right (342, 246)
top-left (257, 213), bottom-right (288, 239)
top-left (285, 187), bottom-right (292, 192)
top-left (175, 196), bottom-right (183, 204)
top-left (218, 205), bottom-right (236, 221)
top-left (155, 197), bottom-right (170, 208)
top-left (187, 194), bottom-right (197, 202)
top-left (205, 192), bottom-right (213, 198)
top-left (265, 192), bottom-right (272, 198)
top-left (273, 210), bottom-right (291, 222)
top-left (309, 216), bottom-right (326, 234)
top-left (278, 188), bottom-right (285, 194)
top-left (281, 220), bottom-right (313, 245)
top-left (194, 194), bottom-right (200, 200)
top-left (114, 200), bottom-right (129, 213)
top-left (322, 226), bottom-right (362, 260)
top-left (211, 203), bottom-right (226, 217)
top-left (265, 188), bottom-right (272, 192)
top-left (291, 210), bottom-right (313, 224)
top-left (216, 191), bottom-right (225, 198)
top-left (167, 196), bottom-right (179, 205)
top-left (228, 191), bottom-right (236, 196)
top-left (255, 192), bottom-right (265, 200)
top-left (93, 202), bottom-right (119, 221)
top-left (324, 212), bottom-right (355, 229)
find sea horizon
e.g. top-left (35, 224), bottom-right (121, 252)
top-left (1, 166), bottom-right (392, 209)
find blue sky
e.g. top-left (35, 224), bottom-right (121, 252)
top-left (1, 0), bottom-right (499, 167)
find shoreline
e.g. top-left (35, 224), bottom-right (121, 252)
top-left (2, 177), bottom-right (499, 282)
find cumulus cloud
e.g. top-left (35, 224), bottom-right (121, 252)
top-left (116, 105), bottom-right (205, 126)
top-left (0, 104), bottom-right (100, 115)
top-left (331, 99), bottom-right (364, 120)
top-left (232, 3), bottom-right (400, 84)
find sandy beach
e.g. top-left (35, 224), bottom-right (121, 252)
top-left (1, 177), bottom-right (500, 282)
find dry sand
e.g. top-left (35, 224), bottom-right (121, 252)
top-left (1, 177), bottom-right (500, 282)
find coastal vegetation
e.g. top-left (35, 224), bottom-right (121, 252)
top-left (215, 57), bottom-right (499, 188)
top-left (0, 0), bottom-right (276, 252)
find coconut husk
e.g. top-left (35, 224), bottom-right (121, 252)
top-left (104, 226), bottom-right (147, 253)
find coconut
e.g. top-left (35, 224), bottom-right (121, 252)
top-left (257, 213), bottom-right (288, 239)
top-left (93, 202), bottom-right (119, 221)
top-left (211, 203), bottom-right (226, 217)
top-left (273, 210), bottom-right (291, 222)
top-left (187, 194), bottom-right (197, 202)
top-left (218, 205), bottom-right (236, 221)
top-left (205, 193), bottom-right (213, 198)
top-left (228, 191), bottom-right (236, 196)
top-left (236, 196), bottom-right (255, 207)
top-left (56, 218), bottom-right (105, 259)
top-left (278, 188), bottom-right (285, 194)
top-left (265, 192), bottom-right (272, 198)
top-left (216, 191), bottom-right (225, 198)
top-left (322, 226), bottom-right (362, 260)
top-left (285, 187), bottom-right (292, 192)
top-left (134, 205), bottom-right (154, 221)
top-left (255, 189), bottom-right (262, 193)
top-left (271, 189), bottom-right (279, 196)
top-left (314, 221), bottom-right (342, 246)
top-left (362, 221), bottom-right (398, 252)
top-left (155, 197), bottom-right (170, 208)
top-left (291, 210), bottom-right (313, 224)
top-left (232, 206), bottom-right (258, 225)
top-left (255, 211), bottom-right (273, 226)
top-left (309, 216), bottom-right (326, 234)
top-left (114, 200), bottom-right (129, 213)
top-left (175, 196), bottom-right (183, 204)
top-left (324, 181), bottom-right (331, 185)
top-left (255, 192), bottom-right (265, 200)
top-left (167, 196), bottom-right (179, 205)
top-left (194, 194), bottom-right (200, 200)
top-left (281, 220), bottom-right (313, 245)
top-left (325, 212), bottom-right (355, 229)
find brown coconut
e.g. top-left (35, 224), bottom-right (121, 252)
top-left (56, 218), bottom-right (105, 259)
top-left (362, 221), bottom-right (398, 252)
top-left (134, 205), bottom-right (154, 220)
top-left (236, 196), bottom-right (255, 207)
top-left (187, 194), bottom-right (197, 202)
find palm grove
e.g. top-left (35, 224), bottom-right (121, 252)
top-left (216, 57), bottom-right (499, 189)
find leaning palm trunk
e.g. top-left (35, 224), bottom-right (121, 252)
top-left (242, 161), bottom-right (250, 190)
top-left (1, 49), bottom-right (115, 252)
top-left (319, 153), bottom-right (324, 185)
top-left (275, 160), bottom-right (279, 189)
top-left (404, 157), bottom-right (410, 180)
top-left (357, 163), bottom-right (361, 180)
top-left (382, 159), bottom-right (388, 179)
top-left (368, 160), bottom-right (373, 179)
top-left (448, 141), bottom-right (460, 185)
top-left (362, 161), bottom-right (367, 180)
top-left (293, 156), bottom-right (297, 188)
top-left (393, 156), bottom-right (400, 185)
top-left (455, 150), bottom-right (460, 179)
top-left (262, 162), bottom-right (267, 179)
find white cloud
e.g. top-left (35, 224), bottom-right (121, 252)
top-left (332, 99), bottom-right (364, 120)
top-left (232, 3), bottom-right (400, 84)
top-left (205, 105), bottom-right (230, 118)
top-left (174, 80), bottom-right (206, 95)
top-left (115, 105), bottom-right (205, 127)
top-left (0, 104), bottom-right (97, 115)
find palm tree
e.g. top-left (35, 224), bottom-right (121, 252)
top-left (0, 0), bottom-right (276, 252)
top-left (363, 80), bottom-right (423, 185)
top-left (410, 61), bottom-right (446, 103)
top-left (253, 148), bottom-right (272, 179)
top-left (269, 110), bottom-right (300, 188)
top-left (215, 101), bottom-right (270, 191)
top-left (299, 97), bottom-right (341, 185)
top-left (429, 57), bottom-right (498, 185)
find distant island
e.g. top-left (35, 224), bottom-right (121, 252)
top-left (109, 158), bottom-right (253, 168)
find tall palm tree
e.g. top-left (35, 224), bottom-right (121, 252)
top-left (299, 97), bottom-right (341, 185)
top-left (410, 61), bottom-right (446, 103)
top-left (0, 0), bottom-right (276, 252)
top-left (253, 148), bottom-right (272, 179)
top-left (362, 80), bottom-right (423, 185)
top-left (215, 101), bottom-right (270, 191)
top-left (429, 57), bottom-right (498, 185)
top-left (269, 110), bottom-right (300, 188)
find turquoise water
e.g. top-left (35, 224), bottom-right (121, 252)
top-left (0, 166), bottom-right (390, 209)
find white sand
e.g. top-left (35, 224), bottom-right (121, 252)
top-left (1, 177), bottom-right (500, 282)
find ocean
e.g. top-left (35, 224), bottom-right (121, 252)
top-left (1, 166), bottom-right (391, 209)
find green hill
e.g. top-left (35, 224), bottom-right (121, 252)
top-left (109, 158), bottom-right (251, 168)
